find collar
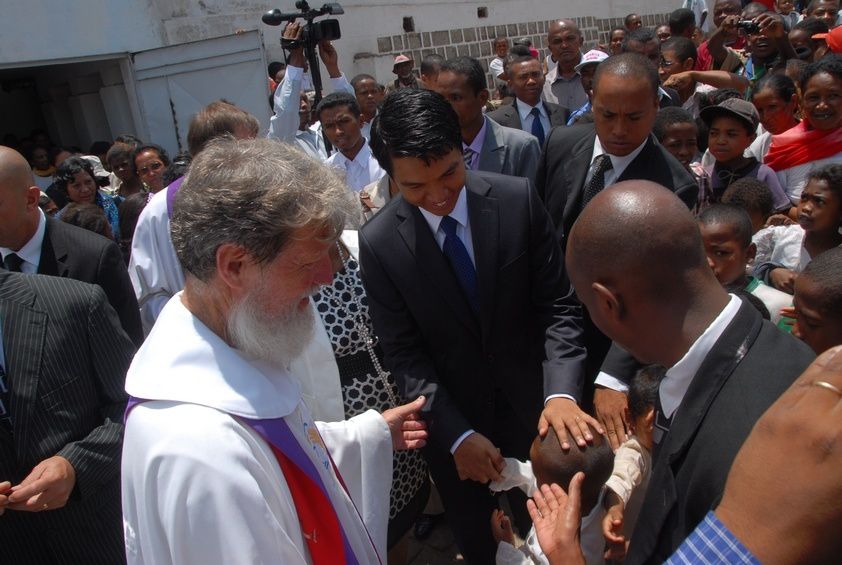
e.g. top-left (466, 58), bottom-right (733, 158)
top-left (549, 55), bottom-right (582, 82)
top-left (333, 140), bottom-right (371, 168)
top-left (418, 187), bottom-right (468, 234)
top-left (125, 293), bottom-right (301, 419)
top-left (463, 116), bottom-right (488, 155)
top-left (660, 294), bottom-right (742, 419)
top-left (1, 209), bottom-right (46, 269)
top-left (591, 136), bottom-right (649, 179)
top-left (515, 98), bottom-right (546, 123)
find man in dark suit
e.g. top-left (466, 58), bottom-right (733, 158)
top-left (535, 53), bottom-right (697, 408)
top-left (359, 89), bottom-right (599, 563)
top-left (0, 146), bottom-right (143, 346)
top-left (0, 270), bottom-right (135, 564)
top-left (565, 180), bottom-right (814, 564)
top-left (487, 54), bottom-right (569, 141)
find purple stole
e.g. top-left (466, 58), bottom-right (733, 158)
top-left (165, 176), bottom-right (185, 219)
top-left (125, 397), bottom-right (380, 565)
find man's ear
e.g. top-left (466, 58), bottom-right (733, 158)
top-left (478, 87), bottom-right (489, 107)
top-left (682, 57), bottom-right (695, 72)
top-left (591, 281), bottom-right (625, 323)
top-left (215, 243), bottom-right (254, 293)
top-left (25, 186), bottom-right (41, 211)
top-left (644, 407), bottom-right (656, 432)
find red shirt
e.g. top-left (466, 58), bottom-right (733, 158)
top-left (696, 36), bottom-right (747, 70)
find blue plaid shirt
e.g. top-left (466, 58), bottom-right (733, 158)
top-left (666, 512), bottom-right (760, 564)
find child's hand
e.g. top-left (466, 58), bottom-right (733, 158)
top-left (528, 475), bottom-right (586, 565)
top-left (765, 213), bottom-right (796, 227)
top-left (770, 268), bottom-right (797, 294)
top-left (602, 503), bottom-right (627, 561)
top-left (490, 508), bottom-right (515, 544)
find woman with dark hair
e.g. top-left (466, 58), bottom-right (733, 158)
top-left (750, 73), bottom-right (800, 160)
top-left (107, 142), bottom-right (145, 197)
top-left (54, 156), bottom-right (121, 240)
top-left (60, 202), bottom-right (113, 240)
top-left (134, 143), bottom-right (171, 193)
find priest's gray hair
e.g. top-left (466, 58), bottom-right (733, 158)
top-left (171, 137), bottom-right (357, 282)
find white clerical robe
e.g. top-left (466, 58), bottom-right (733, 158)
top-left (121, 294), bottom-right (392, 564)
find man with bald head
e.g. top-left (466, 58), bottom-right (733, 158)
top-left (543, 20), bottom-right (588, 111)
top-left (0, 146), bottom-right (141, 345)
top-left (565, 180), bottom-right (814, 564)
top-left (535, 53), bottom-right (696, 395)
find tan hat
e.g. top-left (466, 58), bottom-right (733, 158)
top-left (392, 54), bottom-right (413, 73)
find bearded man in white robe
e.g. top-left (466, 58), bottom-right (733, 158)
top-left (121, 137), bottom-right (427, 565)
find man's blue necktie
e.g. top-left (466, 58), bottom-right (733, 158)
top-left (530, 107), bottom-right (545, 146)
top-left (440, 215), bottom-right (480, 314)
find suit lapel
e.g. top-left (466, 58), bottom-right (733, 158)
top-left (509, 100), bottom-right (523, 129)
top-left (395, 199), bottom-right (480, 338)
top-left (562, 130), bottom-right (596, 234)
top-left (465, 175), bottom-right (498, 344)
top-left (37, 218), bottom-right (69, 277)
top-left (617, 136), bottom-right (658, 182)
top-left (478, 118), bottom-right (505, 174)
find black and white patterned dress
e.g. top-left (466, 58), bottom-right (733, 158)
top-left (313, 254), bottom-right (429, 547)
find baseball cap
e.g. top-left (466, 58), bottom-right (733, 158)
top-left (699, 98), bottom-right (759, 132)
top-left (82, 155), bottom-right (110, 180)
top-left (392, 54), bottom-right (412, 72)
top-left (575, 49), bottom-right (609, 72)
top-left (812, 26), bottom-right (842, 54)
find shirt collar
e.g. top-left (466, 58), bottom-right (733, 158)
top-left (1, 209), bottom-right (46, 269)
top-left (418, 186), bottom-right (468, 235)
top-left (463, 116), bottom-right (488, 156)
top-left (591, 136), bottom-right (649, 179)
top-left (516, 98), bottom-right (546, 122)
top-left (660, 294), bottom-right (742, 418)
top-left (334, 140), bottom-right (371, 168)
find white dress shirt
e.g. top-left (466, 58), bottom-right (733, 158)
top-left (0, 209), bottom-right (46, 274)
top-left (515, 99), bottom-right (551, 140)
top-left (586, 136), bottom-right (649, 188)
top-left (325, 141), bottom-right (385, 192)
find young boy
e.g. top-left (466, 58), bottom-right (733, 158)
top-left (792, 247), bottom-right (842, 354)
top-left (602, 365), bottom-right (662, 562)
top-left (653, 107), bottom-right (710, 213)
top-left (698, 204), bottom-right (793, 324)
top-left (721, 176), bottom-right (776, 234)
top-left (490, 426), bottom-right (614, 565)
top-left (700, 99), bottom-right (791, 212)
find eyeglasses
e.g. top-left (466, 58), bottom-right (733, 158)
top-left (137, 161), bottom-right (164, 175)
top-left (659, 59), bottom-right (677, 68)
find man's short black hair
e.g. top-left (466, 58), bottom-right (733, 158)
top-left (315, 91), bottom-right (361, 120)
top-left (369, 89), bottom-right (462, 177)
top-left (504, 53), bottom-right (537, 74)
top-left (350, 73), bottom-right (377, 89)
top-left (508, 44), bottom-right (532, 58)
top-left (629, 365), bottom-right (664, 421)
top-left (742, 2), bottom-right (771, 17)
top-left (793, 16), bottom-right (830, 36)
top-left (268, 61), bottom-right (285, 77)
top-left (593, 52), bottom-right (660, 99)
top-left (661, 36), bottom-right (698, 65)
top-left (653, 106), bottom-right (696, 141)
top-left (625, 13), bottom-right (640, 27)
top-left (807, 0), bottom-right (840, 12)
top-left (722, 177), bottom-right (776, 219)
top-left (440, 57), bottom-right (488, 95)
top-left (622, 27), bottom-right (657, 52)
top-left (800, 247), bottom-right (842, 316)
top-left (669, 8), bottom-right (697, 35)
top-left (699, 204), bottom-right (754, 248)
top-left (420, 53), bottom-right (445, 75)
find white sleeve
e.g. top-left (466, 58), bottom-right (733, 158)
top-left (329, 73), bottom-right (355, 95)
top-left (604, 439), bottom-right (647, 507)
top-left (594, 372), bottom-right (630, 393)
top-left (268, 65), bottom-right (304, 142)
top-left (489, 458), bottom-right (536, 496)
top-left (495, 541), bottom-right (533, 565)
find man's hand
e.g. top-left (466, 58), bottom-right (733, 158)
top-left (602, 493), bottom-right (627, 560)
top-left (593, 387), bottom-right (630, 450)
top-left (527, 475), bottom-right (586, 565)
top-left (0, 481), bottom-right (11, 516)
top-left (381, 396), bottom-right (428, 450)
top-left (539, 397), bottom-right (603, 450)
top-left (7, 456), bottom-right (76, 512)
top-left (318, 40), bottom-right (342, 78)
top-left (770, 268), bottom-right (797, 294)
top-left (453, 432), bottom-right (505, 483)
top-left (719, 14), bottom-right (740, 35)
top-left (283, 22), bottom-right (306, 68)
top-left (755, 12), bottom-right (786, 41)
top-left (663, 71), bottom-right (695, 92)
top-left (715, 346), bottom-right (842, 564)
top-left (491, 508), bottom-right (516, 544)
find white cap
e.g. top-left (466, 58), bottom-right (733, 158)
top-left (574, 49), bottom-right (609, 72)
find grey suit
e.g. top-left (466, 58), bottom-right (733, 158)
top-left (486, 99), bottom-right (570, 133)
top-left (476, 116), bottom-right (541, 185)
top-left (0, 271), bottom-right (134, 564)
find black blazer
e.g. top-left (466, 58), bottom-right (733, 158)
top-left (359, 171), bottom-right (586, 452)
top-left (626, 302), bottom-right (814, 564)
top-left (38, 216), bottom-right (143, 347)
top-left (535, 125), bottom-right (698, 248)
top-left (487, 98), bottom-right (570, 132)
top-left (0, 271), bottom-right (135, 564)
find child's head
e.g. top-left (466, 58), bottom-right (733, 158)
top-left (794, 247), bottom-right (842, 354)
top-left (700, 99), bottom-right (759, 166)
top-left (797, 163), bottom-right (842, 236)
top-left (751, 74), bottom-right (799, 135)
top-left (698, 204), bottom-right (756, 286)
top-left (653, 107), bottom-right (699, 170)
top-left (629, 365), bottom-right (664, 451)
top-left (721, 177), bottom-right (776, 234)
top-left (776, 0), bottom-right (795, 13)
top-left (529, 425), bottom-right (614, 514)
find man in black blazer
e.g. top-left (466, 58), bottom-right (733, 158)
top-left (565, 181), bottom-right (814, 564)
top-left (360, 89), bottom-right (598, 563)
top-left (0, 146), bottom-right (143, 346)
top-left (0, 270), bottom-right (135, 564)
top-left (487, 54), bottom-right (569, 141)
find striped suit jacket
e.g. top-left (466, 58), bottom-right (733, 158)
top-left (0, 271), bottom-right (135, 564)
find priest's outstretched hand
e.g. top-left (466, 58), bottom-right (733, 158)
top-left (381, 396), bottom-right (428, 450)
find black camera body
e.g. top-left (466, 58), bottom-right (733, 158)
top-left (737, 20), bottom-right (761, 34)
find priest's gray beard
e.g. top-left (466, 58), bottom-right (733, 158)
top-left (227, 286), bottom-right (318, 369)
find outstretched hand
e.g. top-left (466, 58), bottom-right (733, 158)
top-left (7, 456), bottom-right (76, 512)
top-left (528, 474), bottom-right (586, 565)
top-left (539, 398), bottom-right (603, 450)
top-left (381, 396), bottom-right (428, 450)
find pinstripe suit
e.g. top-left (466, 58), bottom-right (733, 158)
top-left (0, 271), bottom-right (134, 564)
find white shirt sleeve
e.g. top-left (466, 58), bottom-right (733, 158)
top-left (268, 65), bottom-right (304, 142)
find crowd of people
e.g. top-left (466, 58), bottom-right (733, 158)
top-left (1, 0), bottom-right (842, 563)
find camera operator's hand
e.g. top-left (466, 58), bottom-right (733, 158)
top-left (283, 22), bottom-right (306, 68)
top-left (754, 12), bottom-right (785, 40)
top-left (318, 40), bottom-right (342, 78)
top-left (718, 14), bottom-right (739, 36)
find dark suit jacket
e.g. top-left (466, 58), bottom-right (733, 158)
top-left (486, 98), bottom-right (570, 132)
top-left (0, 271), bottom-right (135, 564)
top-left (38, 216), bottom-right (143, 347)
top-left (626, 302), bottom-right (814, 564)
top-left (359, 171), bottom-right (586, 452)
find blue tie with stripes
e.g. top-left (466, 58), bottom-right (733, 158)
top-left (440, 215), bottom-right (480, 314)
